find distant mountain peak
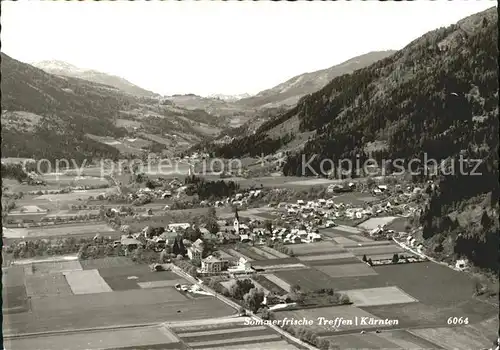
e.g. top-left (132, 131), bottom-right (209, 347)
top-left (208, 93), bottom-right (251, 102)
top-left (31, 60), bottom-right (159, 98)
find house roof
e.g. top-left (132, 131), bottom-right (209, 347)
top-left (203, 255), bottom-right (222, 263)
top-left (120, 235), bottom-right (141, 246)
top-left (192, 238), bottom-right (205, 250)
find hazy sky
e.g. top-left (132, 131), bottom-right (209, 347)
top-left (1, 1), bottom-right (495, 96)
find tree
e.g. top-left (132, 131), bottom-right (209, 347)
top-left (291, 284), bottom-right (301, 293)
top-left (244, 288), bottom-right (265, 313)
top-left (261, 307), bottom-right (273, 320)
top-left (340, 294), bottom-right (351, 304)
top-left (230, 279), bottom-right (255, 300)
top-left (367, 258), bottom-right (373, 266)
top-left (480, 211), bottom-right (493, 230)
top-left (264, 220), bottom-right (273, 234)
top-left (392, 253), bottom-right (400, 264)
top-left (362, 254), bottom-right (368, 262)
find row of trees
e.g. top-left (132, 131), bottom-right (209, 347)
top-left (184, 175), bottom-right (240, 200)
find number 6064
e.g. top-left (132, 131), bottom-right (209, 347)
top-left (447, 317), bottom-right (469, 325)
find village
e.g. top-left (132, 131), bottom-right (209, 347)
top-left (2, 162), bottom-right (498, 350)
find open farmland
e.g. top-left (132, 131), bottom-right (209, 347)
top-left (324, 225), bottom-right (364, 236)
top-left (4, 324), bottom-right (184, 350)
top-left (250, 257), bottom-right (300, 268)
top-left (2, 267), bottom-right (30, 314)
top-left (170, 317), bottom-right (300, 350)
top-left (373, 262), bottom-right (481, 306)
top-left (235, 246), bottom-right (269, 260)
top-left (331, 236), bottom-right (361, 245)
top-left (261, 273), bottom-right (292, 292)
top-left (4, 288), bottom-right (235, 334)
top-left (373, 329), bottom-right (446, 349)
top-left (259, 245), bottom-right (290, 258)
top-left (274, 268), bottom-right (340, 292)
top-left (98, 265), bottom-right (187, 291)
top-left (297, 252), bottom-right (356, 262)
top-left (319, 331), bottom-right (441, 350)
top-left (339, 286), bottom-right (417, 307)
top-left (34, 188), bottom-right (118, 201)
top-left (358, 216), bottom-right (400, 231)
top-left (64, 269), bottom-right (113, 294)
top-left (253, 275), bottom-right (288, 295)
top-left (25, 274), bottom-right (73, 297)
top-left (28, 260), bottom-right (83, 275)
top-left (247, 246), bottom-right (281, 259)
top-left (290, 242), bottom-right (345, 256)
top-left (15, 223), bottom-right (115, 238)
top-left (409, 325), bottom-right (497, 350)
top-left (314, 263), bottom-right (378, 278)
top-left (345, 244), bottom-right (405, 256)
top-left (79, 257), bottom-right (136, 270)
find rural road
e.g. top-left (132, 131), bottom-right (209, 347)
top-left (171, 265), bottom-right (319, 350)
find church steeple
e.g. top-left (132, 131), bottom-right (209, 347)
top-left (234, 208), bottom-right (240, 234)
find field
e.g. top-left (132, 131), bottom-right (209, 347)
top-left (2, 266), bottom-right (30, 313)
top-left (3, 261), bottom-right (236, 335)
top-left (29, 260), bottom-right (83, 275)
top-left (314, 263), bottom-right (378, 278)
top-left (5, 324), bottom-right (183, 350)
top-left (358, 216), bottom-right (400, 231)
top-left (234, 246), bottom-right (269, 260)
top-left (339, 286), bottom-right (417, 307)
top-left (306, 257), bottom-right (363, 267)
top-left (259, 245), bottom-right (290, 258)
top-left (319, 331), bottom-right (442, 350)
top-left (64, 269), bottom-right (114, 294)
top-left (409, 325), bottom-right (497, 350)
top-left (345, 244), bottom-right (405, 257)
top-left (261, 273), bottom-right (292, 292)
top-left (253, 275), bottom-right (288, 295)
top-left (98, 265), bottom-right (187, 292)
top-left (79, 257), bottom-right (136, 270)
top-left (275, 268), bottom-right (340, 292)
top-left (323, 225), bottom-right (364, 236)
top-left (4, 286), bottom-right (235, 334)
top-left (289, 242), bottom-right (345, 256)
top-left (8, 223), bottom-right (116, 239)
top-left (297, 252), bottom-right (356, 262)
top-left (170, 317), bottom-right (300, 350)
top-left (34, 188), bottom-right (117, 201)
top-left (331, 236), bottom-right (362, 245)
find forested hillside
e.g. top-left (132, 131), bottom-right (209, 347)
top-left (211, 8), bottom-right (499, 273)
top-left (1, 53), bottom-right (227, 163)
top-left (236, 51), bottom-right (396, 109)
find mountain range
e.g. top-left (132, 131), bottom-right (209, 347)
top-left (32, 60), bottom-right (161, 98)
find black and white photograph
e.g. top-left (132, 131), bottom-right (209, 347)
top-left (1, 1), bottom-right (498, 350)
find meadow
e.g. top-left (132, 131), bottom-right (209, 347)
top-left (170, 318), bottom-right (301, 350)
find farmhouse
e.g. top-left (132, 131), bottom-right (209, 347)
top-left (120, 235), bottom-right (141, 250)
